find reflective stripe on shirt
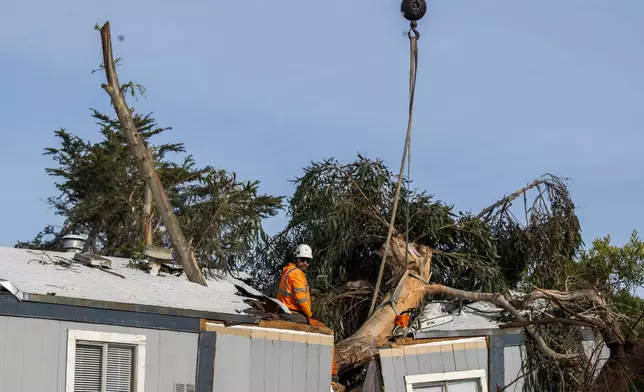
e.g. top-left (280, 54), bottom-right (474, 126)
top-left (279, 267), bottom-right (309, 296)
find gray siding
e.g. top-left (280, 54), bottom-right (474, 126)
top-left (209, 323), bottom-right (334, 392)
top-left (0, 314), bottom-right (198, 392)
top-left (503, 345), bottom-right (527, 392)
top-left (379, 337), bottom-right (488, 392)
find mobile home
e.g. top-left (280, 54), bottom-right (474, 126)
top-left (0, 246), bottom-right (333, 392)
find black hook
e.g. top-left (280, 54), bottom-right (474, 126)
top-left (408, 21), bottom-right (420, 40)
top-left (401, 0), bottom-right (427, 22)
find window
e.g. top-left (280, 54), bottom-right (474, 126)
top-left (66, 330), bottom-right (146, 392)
top-left (405, 370), bottom-right (488, 392)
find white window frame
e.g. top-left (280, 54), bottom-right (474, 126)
top-left (404, 369), bottom-right (488, 392)
top-left (65, 329), bottom-right (146, 392)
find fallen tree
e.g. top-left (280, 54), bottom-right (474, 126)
top-left (251, 157), bottom-right (644, 390)
top-left (97, 22), bottom-right (206, 285)
top-left (334, 234), bottom-right (585, 374)
top-left (334, 234), bottom-right (644, 391)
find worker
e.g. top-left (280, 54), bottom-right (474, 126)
top-left (277, 244), bottom-right (314, 324)
top-left (277, 244), bottom-right (340, 381)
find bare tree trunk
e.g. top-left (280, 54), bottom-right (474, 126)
top-left (143, 186), bottom-right (153, 246)
top-left (98, 22), bottom-right (206, 286)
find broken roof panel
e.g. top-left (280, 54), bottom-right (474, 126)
top-left (0, 247), bottom-right (262, 319)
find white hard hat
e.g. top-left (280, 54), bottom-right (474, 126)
top-left (294, 244), bottom-right (313, 260)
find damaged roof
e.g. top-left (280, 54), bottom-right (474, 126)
top-left (0, 247), bottom-right (263, 321)
top-left (412, 300), bottom-right (520, 338)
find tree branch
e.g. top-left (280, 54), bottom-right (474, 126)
top-left (537, 288), bottom-right (624, 346)
top-left (511, 289), bottom-right (601, 310)
top-left (476, 179), bottom-right (546, 219)
top-left (338, 168), bottom-right (391, 230)
top-left (98, 22), bottom-right (206, 285)
top-left (422, 284), bottom-right (581, 362)
top-left (500, 318), bottom-right (597, 329)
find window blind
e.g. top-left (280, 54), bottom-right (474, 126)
top-left (73, 342), bottom-right (135, 392)
top-left (74, 344), bottom-right (103, 392)
top-left (106, 345), bottom-right (134, 392)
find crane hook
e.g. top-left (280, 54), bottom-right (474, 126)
top-left (400, 0), bottom-right (427, 22)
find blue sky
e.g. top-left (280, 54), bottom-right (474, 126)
top-left (1, 0), bottom-right (643, 249)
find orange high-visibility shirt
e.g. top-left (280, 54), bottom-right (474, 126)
top-left (277, 263), bottom-right (312, 318)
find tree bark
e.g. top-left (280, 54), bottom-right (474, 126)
top-left (98, 22), bottom-right (206, 286)
top-left (143, 186), bottom-right (153, 246)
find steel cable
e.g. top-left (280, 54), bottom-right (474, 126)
top-left (368, 24), bottom-right (420, 316)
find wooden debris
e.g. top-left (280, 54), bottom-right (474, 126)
top-left (258, 320), bottom-right (334, 335)
top-left (331, 381), bottom-right (345, 392)
top-left (72, 253), bottom-right (125, 279)
top-left (73, 253), bottom-right (112, 268)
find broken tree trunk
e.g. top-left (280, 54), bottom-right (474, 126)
top-left (98, 22), bottom-right (206, 286)
top-left (335, 235), bottom-right (432, 373)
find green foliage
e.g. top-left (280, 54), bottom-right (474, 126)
top-left (178, 169), bottom-right (283, 273)
top-left (568, 231), bottom-right (644, 338)
top-left (121, 82), bottom-right (146, 100)
top-left (15, 225), bottom-right (62, 251)
top-left (31, 110), bottom-right (189, 257)
top-left (254, 155), bottom-right (508, 337)
top-left (575, 231), bottom-right (644, 295)
top-left (485, 175), bottom-right (583, 290)
top-left (519, 231), bottom-right (644, 391)
top-left (253, 159), bottom-right (588, 346)
top-left (19, 110), bottom-right (283, 271)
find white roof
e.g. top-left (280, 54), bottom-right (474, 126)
top-left (0, 247), bottom-right (262, 318)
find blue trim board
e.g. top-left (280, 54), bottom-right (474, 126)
top-left (25, 292), bottom-right (257, 325)
top-left (489, 335), bottom-right (505, 391)
top-left (0, 293), bottom-right (200, 332)
top-left (487, 333), bottom-right (524, 390)
top-left (196, 331), bottom-right (217, 392)
top-left (499, 333), bottom-right (525, 347)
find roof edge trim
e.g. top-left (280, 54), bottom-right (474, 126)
top-left (24, 293), bottom-right (258, 325)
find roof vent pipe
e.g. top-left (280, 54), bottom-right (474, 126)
top-left (143, 245), bottom-right (173, 276)
top-left (61, 234), bottom-right (87, 253)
